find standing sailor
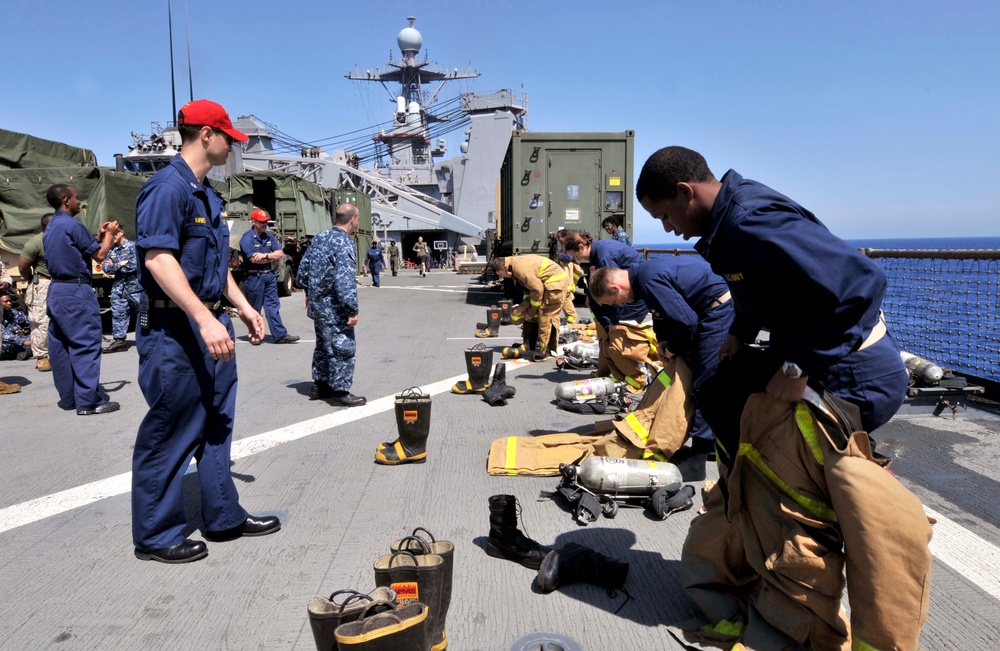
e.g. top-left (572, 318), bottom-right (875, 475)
top-left (296, 203), bottom-right (367, 407)
top-left (101, 227), bottom-right (144, 353)
top-left (42, 184), bottom-right (120, 415)
top-left (18, 214), bottom-right (53, 371)
top-left (387, 239), bottom-right (401, 276)
top-left (132, 99), bottom-right (280, 564)
top-left (240, 208), bottom-right (299, 344)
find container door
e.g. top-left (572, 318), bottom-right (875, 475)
top-left (547, 150), bottom-right (601, 236)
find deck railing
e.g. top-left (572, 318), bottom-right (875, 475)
top-left (639, 247), bottom-right (1000, 386)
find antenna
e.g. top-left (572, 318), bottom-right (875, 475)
top-left (184, 0), bottom-right (194, 100)
top-left (167, 0), bottom-right (177, 120)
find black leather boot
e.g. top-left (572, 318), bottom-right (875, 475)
top-left (482, 363), bottom-right (516, 406)
top-left (486, 495), bottom-right (547, 569)
top-left (536, 542), bottom-right (629, 593)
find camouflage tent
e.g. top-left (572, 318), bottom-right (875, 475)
top-left (0, 128), bottom-right (97, 171)
top-left (0, 166), bottom-right (148, 254)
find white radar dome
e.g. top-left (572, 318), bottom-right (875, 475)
top-left (397, 21), bottom-right (422, 54)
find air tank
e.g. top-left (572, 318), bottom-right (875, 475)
top-left (554, 377), bottom-right (618, 401)
top-left (563, 341), bottom-right (599, 360)
top-left (567, 456), bottom-right (682, 496)
top-left (900, 351), bottom-right (944, 385)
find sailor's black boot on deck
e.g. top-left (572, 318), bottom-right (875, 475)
top-left (536, 542), bottom-right (629, 594)
top-left (486, 494), bottom-right (547, 569)
top-left (451, 344), bottom-right (493, 394)
top-left (375, 388), bottom-right (431, 465)
top-left (482, 363), bottom-right (516, 406)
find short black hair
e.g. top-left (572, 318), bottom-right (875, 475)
top-left (636, 146), bottom-right (715, 203)
top-left (45, 184), bottom-right (74, 210)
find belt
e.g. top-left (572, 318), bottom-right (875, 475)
top-left (37, 273), bottom-right (51, 280)
top-left (152, 299), bottom-right (223, 312)
top-left (51, 278), bottom-right (91, 286)
top-left (709, 291), bottom-right (732, 311)
top-left (245, 270), bottom-right (274, 275)
top-left (855, 311), bottom-right (887, 352)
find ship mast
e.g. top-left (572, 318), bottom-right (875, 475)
top-left (345, 16), bottom-right (479, 193)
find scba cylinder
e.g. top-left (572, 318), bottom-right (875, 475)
top-left (572, 456), bottom-right (682, 496)
top-left (554, 377), bottom-right (617, 401)
top-left (900, 351), bottom-right (944, 385)
top-left (563, 341), bottom-right (599, 360)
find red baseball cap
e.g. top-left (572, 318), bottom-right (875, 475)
top-left (177, 99), bottom-right (248, 142)
top-left (250, 209), bottom-right (270, 222)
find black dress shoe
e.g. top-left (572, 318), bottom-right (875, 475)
top-left (103, 339), bottom-right (127, 353)
top-left (310, 381), bottom-right (334, 399)
top-left (77, 401), bottom-right (120, 416)
top-left (135, 539), bottom-right (208, 563)
top-left (274, 335), bottom-right (300, 344)
top-left (204, 514), bottom-right (281, 542)
top-left (329, 391), bottom-right (367, 407)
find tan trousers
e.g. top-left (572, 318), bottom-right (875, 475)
top-left (681, 393), bottom-right (932, 650)
top-left (606, 323), bottom-right (660, 392)
top-left (25, 277), bottom-right (50, 358)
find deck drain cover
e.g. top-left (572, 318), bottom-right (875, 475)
top-left (511, 631), bottom-right (584, 651)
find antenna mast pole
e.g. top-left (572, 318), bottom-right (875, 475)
top-left (184, 0), bottom-right (194, 100)
top-left (168, 0), bottom-right (177, 120)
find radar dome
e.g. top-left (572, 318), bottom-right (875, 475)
top-left (397, 17), bottom-right (422, 54)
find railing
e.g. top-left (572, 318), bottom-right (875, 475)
top-left (640, 247), bottom-right (1000, 386)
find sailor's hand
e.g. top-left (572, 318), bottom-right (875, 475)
top-left (197, 315), bottom-right (236, 361)
top-left (718, 335), bottom-right (741, 361)
top-left (657, 342), bottom-right (675, 361)
top-left (238, 306), bottom-right (265, 344)
top-left (766, 370), bottom-right (808, 402)
top-left (347, 314), bottom-right (359, 327)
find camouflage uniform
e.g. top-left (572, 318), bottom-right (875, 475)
top-left (101, 238), bottom-right (144, 340)
top-left (295, 227), bottom-right (359, 391)
top-left (1, 306), bottom-right (30, 359)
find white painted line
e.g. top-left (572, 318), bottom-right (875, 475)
top-left (0, 374), bottom-right (468, 535)
top-left (924, 505), bottom-right (1000, 601)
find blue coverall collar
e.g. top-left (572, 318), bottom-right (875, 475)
top-left (695, 169), bottom-right (742, 258)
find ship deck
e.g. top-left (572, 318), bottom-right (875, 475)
top-left (1, 270), bottom-right (998, 650)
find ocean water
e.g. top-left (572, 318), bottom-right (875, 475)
top-left (635, 236), bottom-right (1000, 251)
top-left (633, 236), bottom-right (1000, 384)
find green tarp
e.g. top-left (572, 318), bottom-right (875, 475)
top-left (0, 128), bottom-right (97, 170)
top-left (0, 166), bottom-right (148, 254)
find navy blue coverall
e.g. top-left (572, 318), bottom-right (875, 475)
top-left (240, 228), bottom-right (289, 342)
top-left (131, 156), bottom-right (248, 550)
top-left (630, 256), bottom-right (734, 441)
top-left (43, 211), bottom-right (105, 411)
top-left (695, 170), bottom-right (908, 460)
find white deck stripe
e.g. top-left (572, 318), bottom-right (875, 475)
top-left (923, 505), bottom-right (1000, 601)
top-left (0, 374), bottom-right (468, 534)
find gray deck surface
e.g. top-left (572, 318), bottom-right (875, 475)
top-left (1, 269), bottom-right (998, 650)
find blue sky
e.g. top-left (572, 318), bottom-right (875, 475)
top-left (3, 1), bottom-right (998, 244)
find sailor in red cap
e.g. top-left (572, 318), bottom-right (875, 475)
top-left (239, 207), bottom-right (299, 344)
top-left (131, 99), bottom-right (281, 564)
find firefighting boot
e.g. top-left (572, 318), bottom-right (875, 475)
top-left (333, 601), bottom-right (430, 651)
top-left (373, 550), bottom-right (447, 650)
top-left (522, 320), bottom-right (539, 352)
top-left (536, 542), bottom-right (629, 594)
top-left (474, 306), bottom-right (502, 338)
top-left (482, 363), bottom-right (516, 406)
top-left (390, 528), bottom-right (454, 651)
top-left (307, 587), bottom-right (397, 651)
top-left (502, 343), bottom-right (528, 359)
top-left (486, 494), bottom-right (547, 569)
top-left (498, 298), bottom-right (513, 325)
top-left (375, 388), bottom-right (431, 465)
top-left (451, 344), bottom-right (493, 394)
